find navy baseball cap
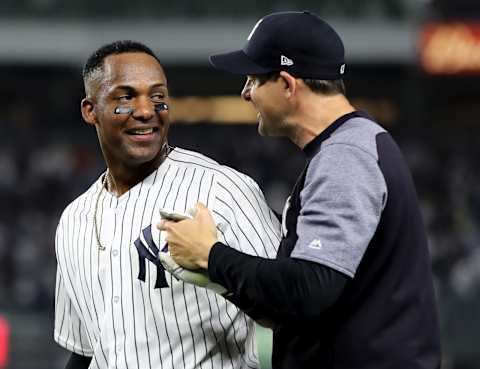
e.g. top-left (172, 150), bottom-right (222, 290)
top-left (210, 11), bottom-right (346, 80)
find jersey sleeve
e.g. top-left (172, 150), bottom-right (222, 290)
top-left (211, 170), bottom-right (280, 258)
top-left (54, 219), bottom-right (93, 357)
top-left (291, 143), bottom-right (387, 277)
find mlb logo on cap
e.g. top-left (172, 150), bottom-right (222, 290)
top-left (210, 11), bottom-right (346, 80)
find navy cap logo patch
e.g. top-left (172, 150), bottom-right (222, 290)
top-left (340, 64), bottom-right (346, 75)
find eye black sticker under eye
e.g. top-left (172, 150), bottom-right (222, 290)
top-left (154, 103), bottom-right (169, 112)
top-left (114, 107), bottom-right (134, 115)
top-left (113, 103), bottom-right (168, 115)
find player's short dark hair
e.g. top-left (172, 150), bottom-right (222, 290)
top-left (256, 72), bottom-right (346, 95)
top-left (255, 72), bottom-right (281, 85)
top-left (83, 40), bottom-right (160, 84)
top-left (303, 78), bottom-right (346, 95)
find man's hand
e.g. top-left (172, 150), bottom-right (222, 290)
top-left (157, 203), bottom-right (218, 270)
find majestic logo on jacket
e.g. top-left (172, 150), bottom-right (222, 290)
top-left (133, 225), bottom-right (169, 289)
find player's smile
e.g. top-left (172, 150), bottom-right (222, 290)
top-left (125, 129), bottom-right (157, 142)
top-left (124, 125), bottom-right (160, 141)
top-left (121, 109), bottom-right (169, 147)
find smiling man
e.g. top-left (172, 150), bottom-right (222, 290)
top-left (53, 40), bottom-right (280, 369)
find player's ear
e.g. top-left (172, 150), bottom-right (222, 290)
top-left (279, 71), bottom-right (297, 99)
top-left (81, 97), bottom-right (97, 126)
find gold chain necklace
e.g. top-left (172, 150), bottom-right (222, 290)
top-left (93, 172), bottom-right (110, 251)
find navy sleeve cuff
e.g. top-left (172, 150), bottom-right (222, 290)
top-left (208, 242), bottom-right (237, 284)
top-left (207, 242), bottom-right (349, 324)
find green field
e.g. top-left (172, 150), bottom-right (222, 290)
top-left (256, 325), bottom-right (273, 369)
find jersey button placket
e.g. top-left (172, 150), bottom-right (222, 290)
top-left (110, 205), bottom-right (125, 361)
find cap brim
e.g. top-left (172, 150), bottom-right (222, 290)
top-left (209, 50), bottom-right (273, 75)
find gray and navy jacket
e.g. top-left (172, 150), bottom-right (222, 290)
top-left (208, 111), bottom-right (441, 369)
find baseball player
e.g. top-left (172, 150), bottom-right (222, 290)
top-left (159, 11), bottom-right (442, 369)
top-left (54, 40), bottom-right (280, 369)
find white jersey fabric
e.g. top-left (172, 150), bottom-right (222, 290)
top-left (54, 147), bottom-right (281, 369)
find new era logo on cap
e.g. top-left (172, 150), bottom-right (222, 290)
top-left (281, 55), bottom-right (294, 66)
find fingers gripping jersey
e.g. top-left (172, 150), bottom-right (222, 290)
top-left (54, 147), bottom-right (280, 369)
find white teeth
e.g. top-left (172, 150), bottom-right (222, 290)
top-left (130, 128), bottom-right (153, 135)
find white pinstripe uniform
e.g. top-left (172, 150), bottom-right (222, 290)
top-left (54, 147), bottom-right (281, 369)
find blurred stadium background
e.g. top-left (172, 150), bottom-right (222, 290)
top-left (1, 0), bottom-right (480, 368)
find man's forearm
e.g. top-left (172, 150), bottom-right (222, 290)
top-left (208, 242), bottom-right (348, 324)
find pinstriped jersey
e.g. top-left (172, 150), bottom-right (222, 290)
top-left (54, 147), bottom-right (281, 369)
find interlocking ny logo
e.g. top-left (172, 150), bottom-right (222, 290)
top-left (134, 225), bottom-right (169, 289)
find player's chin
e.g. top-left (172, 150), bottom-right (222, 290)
top-left (258, 119), bottom-right (276, 137)
top-left (125, 144), bottom-right (163, 164)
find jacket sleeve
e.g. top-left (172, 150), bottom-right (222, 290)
top-left (208, 242), bottom-right (348, 325)
top-left (65, 352), bottom-right (92, 369)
